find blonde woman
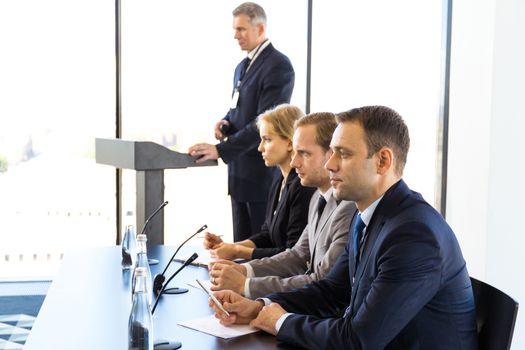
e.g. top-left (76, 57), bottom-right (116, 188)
top-left (204, 104), bottom-right (316, 260)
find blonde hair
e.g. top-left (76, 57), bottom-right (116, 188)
top-left (256, 104), bottom-right (305, 142)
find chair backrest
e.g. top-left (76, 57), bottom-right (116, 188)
top-left (470, 277), bottom-right (519, 350)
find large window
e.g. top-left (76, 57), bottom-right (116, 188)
top-left (0, 0), bottom-right (116, 278)
top-left (311, 0), bottom-right (443, 205)
top-left (0, 0), bottom-right (444, 279)
top-left (120, 0), bottom-right (308, 245)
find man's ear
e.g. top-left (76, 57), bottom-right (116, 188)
top-left (376, 147), bottom-right (394, 175)
top-left (257, 23), bottom-right (265, 37)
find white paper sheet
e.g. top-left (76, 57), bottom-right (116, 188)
top-left (178, 315), bottom-right (259, 339)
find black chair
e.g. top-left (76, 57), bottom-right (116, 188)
top-left (470, 277), bottom-right (519, 350)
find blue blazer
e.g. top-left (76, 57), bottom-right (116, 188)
top-left (268, 180), bottom-right (477, 349)
top-left (216, 43), bottom-right (295, 203)
top-left (249, 169), bottom-right (316, 259)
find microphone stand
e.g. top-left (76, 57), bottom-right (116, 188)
top-left (151, 253), bottom-right (199, 314)
top-left (153, 224), bottom-right (207, 295)
top-left (151, 253), bottom-right (198, 350)
top-left (139, 200), bottom-right (169, 265)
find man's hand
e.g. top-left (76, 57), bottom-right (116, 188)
top-left (208, 259), bottom-right (247, 275)
top-left (250, 302), bottom-right (287, 336)
top-left (209, 290), bottom-right (263, 326)
top-left (214, 120), bottom-right (231, 140)
top-left (210, 243), bottom-right (238, 260)
top-left (188, 143), bottom-right (219, 164)
top-left (203, 232), bottom-right (223, 250)
top-left (210, 243), bottom-right (254, 260)
top-left (209, 261), bottom-right (247, 294)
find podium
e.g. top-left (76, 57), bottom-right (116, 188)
top-left (95, 138), bottom-right (217, 245)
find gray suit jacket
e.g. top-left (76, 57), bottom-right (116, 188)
top-left (246, 190), bottom-right (356, 299)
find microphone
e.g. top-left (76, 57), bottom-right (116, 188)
top-left (152, 252), bottom-right (199, 314)
top-left (153, 224), bottom-right (207, 295)
top-left (139, 200), bottom-right (169, 265)
top-left (140, 200), bottom-right (169, 236)
top-left (150, 254), bottom-right (197, 350)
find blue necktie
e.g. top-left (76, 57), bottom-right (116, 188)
top-left (352, 214), bottom-right (366, 263)
top-left (344, 214), bottom-right (366, 319)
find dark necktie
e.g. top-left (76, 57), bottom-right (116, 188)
top-left (239, 57), bottom-right (251, 81)
top-left (352, 214), bottom-right (366, 264)
top-left (343, 214), bottom-right (366, 319)
top-left (315, 195), bottom-right (327, 229)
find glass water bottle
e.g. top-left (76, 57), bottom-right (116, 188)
top-left (128, 267), bottom-right (153, 350)
top-left (133, 234), bottom-right (153, 307)
top-left (121, 224), bottom-right (136, 270)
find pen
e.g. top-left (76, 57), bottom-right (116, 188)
top-left (196, 235), bottom-right (224, 239)
top-left (195, 279), bottom-right (231, 317)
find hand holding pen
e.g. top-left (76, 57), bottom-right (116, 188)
top-left (204, 288), bottom-right (264, 326)
top-left (202, 232), bottom-right (224, 250)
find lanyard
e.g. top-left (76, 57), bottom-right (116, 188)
top-left (237, 39), bottom-right (268, 87)
top-left (231, 39), bottom-right (269, 109)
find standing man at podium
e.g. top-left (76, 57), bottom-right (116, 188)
top-left (189, 2), bottom-right (295, 241)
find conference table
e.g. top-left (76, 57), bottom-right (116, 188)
top-left (24, 245), bottom-right (299, 349)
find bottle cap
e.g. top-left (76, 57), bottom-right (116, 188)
top-left (136, 234), bottom-right (147, 242)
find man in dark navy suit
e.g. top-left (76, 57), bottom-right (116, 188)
top-left (189, 2), bottom-right (294, 242)
top-left (209, 106), bottom-right (478, 349)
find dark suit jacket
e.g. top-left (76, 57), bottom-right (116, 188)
top-left (249, 169), bottom-right (315, 259)
top-left (268, 180), bottom-right (477, 349)
top-left (216, 43), bottom-right (295, 203)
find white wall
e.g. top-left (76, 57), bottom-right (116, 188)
top-left (448, 0), bottom-right (525, 347)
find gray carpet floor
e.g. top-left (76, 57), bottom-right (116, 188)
top-left (0, 282), bottom-right (50, 350)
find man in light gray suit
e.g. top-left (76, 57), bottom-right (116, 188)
top-left (208, 112), bottom-right (356, 299)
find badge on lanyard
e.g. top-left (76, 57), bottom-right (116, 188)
top-left (230, 86), bottom-right (240, 109)
top-left (230, 40), bottom-right (265, 110)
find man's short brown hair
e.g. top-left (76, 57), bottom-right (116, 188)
top-left (336, 106), bottom-right (410, 176)
top-left (295, 112), bottom-right (338, 151)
